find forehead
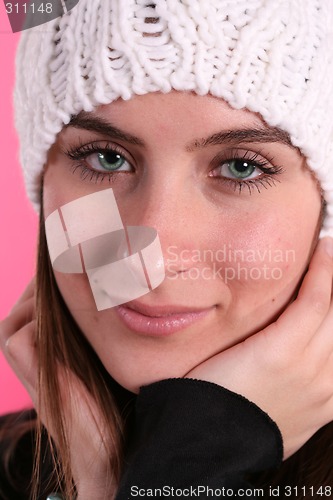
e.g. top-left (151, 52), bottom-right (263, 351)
top-left (97, 91), bottom-right (264, 133)
top-left (62, 91), bottom-right (292, 152)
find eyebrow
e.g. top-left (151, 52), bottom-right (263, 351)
top-left (68, 112), bottom-right (145, 146)
top-left (186, 127), bottom-right (293, 151)
top-left (67, 112), bottom-right (293, 150)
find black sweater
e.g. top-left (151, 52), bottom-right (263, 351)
top-left (0, 378), bottom-right (283, 499)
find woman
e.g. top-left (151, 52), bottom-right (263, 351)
top-left (1, 0), bottom-right (333, 498)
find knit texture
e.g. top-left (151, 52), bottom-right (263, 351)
top-left (14, 0), bottom-right (333, 235)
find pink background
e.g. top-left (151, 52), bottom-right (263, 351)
top-left (0, 5), bottom-right (37, 414)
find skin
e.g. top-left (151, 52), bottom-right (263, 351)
top-left (43, 91), bottom-right (322, 392)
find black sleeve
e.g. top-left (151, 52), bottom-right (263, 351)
top-left (117, 378), bottom-right (283, 499)
top-left (0, 409), bottom-right (58, 500)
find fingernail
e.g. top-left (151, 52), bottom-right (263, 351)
top-left (5, 337), bottom-right (17, 357)
top-left (5, 337), bottom-right (23, 370)
top-left (323, 237), bottom-right (333, 258)
top-left (5, 335), bottom-right (36, 389)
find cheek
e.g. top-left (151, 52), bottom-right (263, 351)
top-left (43, 159), bottom-right (99, 218)
top-left (54, 273), bottom-right (96, 313)
top-left (206, 196), bottom-right (320, 306)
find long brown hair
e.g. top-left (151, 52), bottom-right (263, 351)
top-left (32, 197), bottom-right (131, 499)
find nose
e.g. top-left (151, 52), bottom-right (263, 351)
top-left (118, 178), bottom-right (207, 274)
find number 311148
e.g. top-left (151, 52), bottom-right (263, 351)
top-left (5, 3), bottom-right (53, 14)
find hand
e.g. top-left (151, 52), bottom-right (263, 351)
top-left (0, 279), bottom-right (115, 499)
top-left (186, 237), bottom-right (333, 460)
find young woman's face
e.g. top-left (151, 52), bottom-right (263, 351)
top-left (43, 91), bottom-right (322, 392)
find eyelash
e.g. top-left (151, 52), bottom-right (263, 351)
top-left (63, 142), bottom-right (284, 193)
top-left (64, 142), bottom-right (133, 183)
top-left (209, 149), bottom-right (284, 194)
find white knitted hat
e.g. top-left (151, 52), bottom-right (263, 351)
top-left (14, 0), bottom-right (333, 235)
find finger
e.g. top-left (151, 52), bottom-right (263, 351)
top-left (9, 277), bottom-right (36, 314)
top-left (0, 297), bottom-right (35, 350)
top-left (268, 237), bottom-right (333, 346)
top-left (307, 304), bottom-right (333, 359)
top-left (4, 321), bottom-right (37, 402)
top-left (296, 238), bottom-right (333, 303)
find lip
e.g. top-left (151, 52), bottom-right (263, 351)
top-left (115, 300), bottom-right (214, 336)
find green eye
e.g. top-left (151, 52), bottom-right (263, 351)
top-left (66, 143), bottom-right (134, 180)
top-left (208, 151), bottom-right (284, 194)
top-left (227, 159), bottom-right (256, 179)
top-left (81, 149), bottom-right (132, 173)
top-left (97, 151), bottom-right (127, 171)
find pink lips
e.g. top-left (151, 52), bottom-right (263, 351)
top-left (115, 301), bottom-right (213, 336)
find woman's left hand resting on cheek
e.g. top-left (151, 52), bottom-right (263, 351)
top-left (0, 279), bottom-right (114, 500)
top-left (187, 236), bottom-right (333, 460)
top-left (1, 237), bottom-right (333, 497)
